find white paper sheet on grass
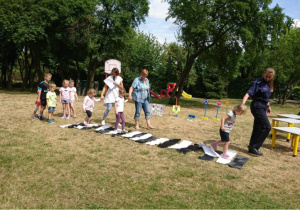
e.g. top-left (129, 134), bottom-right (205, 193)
top-left (216, 150), bottom-right (237, 164)
top-left (105, 129), bottom-right (122, 134)
top-left (168, 140), bottom-right (192, 149)
top-left (59, 124), bottom-right (73, 128)
top-left (200, 142), bottom-right (221, 158)
top-left (146, 138), bottom-right (169, 145)
top-left (76, 124), bottom-right (99, 129)
top-left (95, 125), bottom-right (111, 131)
top-left (121, 131), bottom-right (142, 138)
top-left (130, 133), bottom-right (152, 141)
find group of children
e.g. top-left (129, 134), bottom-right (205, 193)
top-left (32, 73), bottom-right (79, 123)
top-left (33, 73), bottom-right (248, 159)
top-left (32, 73), bottom-right (127, 133)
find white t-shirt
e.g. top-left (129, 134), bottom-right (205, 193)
top-left (104, 76), bottom-right (123, 105)
top-left (59, 87), bottom-right (70, 100)
top-left (69, 87), bottom-right (77, 101)
top-left (223, 110), bottom-right (236, 133)
top-left (115, 97), bottom-right (125, 112)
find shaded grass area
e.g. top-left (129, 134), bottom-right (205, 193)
top-left (0, 90), bottom-right (300, 208)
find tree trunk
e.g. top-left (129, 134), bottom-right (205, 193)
top-left (86, 54), bottom-right (98, 95)
top-left (168, 53), bottom-right (198, 105)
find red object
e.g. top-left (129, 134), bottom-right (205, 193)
top-left (160, 89), bottom-right (167, 97)
top-left (167, 89), bottom-right (173, 97)
top-left (217, 100), bottom-right (222, 106)
top-left (167, 83), bottom-right (176, 91)
top-left (150, 90), bottom-right (161, 99)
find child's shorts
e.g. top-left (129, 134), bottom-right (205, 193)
top-left (70, 100), bottom-right (75, 104)
top-left (86, 110), bottom-right (92, 118)
top-left (61, 100), bottom-right (69, 104)
top-left (35, 100), bottom-right (41, 106)
top-left (219, 128), bottom-right (230, 142)
top-left (41, 99), bottom-right (47, 107)
top-left (48, 107), bottom-right (56, 112)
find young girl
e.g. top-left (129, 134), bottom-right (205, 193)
top-left (46, 83), bottom-right (58, 123)
top-left (211, 104), bottom-right (247, 159)
top-left (114, 88), bottom-right (128, 132)
top-left (59, 80), bottom-right (71, 119)
top-left (83, 88), bottom-right (101, 127)
top-left (69, 79), bottom-right (79, 118)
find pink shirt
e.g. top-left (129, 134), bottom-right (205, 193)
top-left (83, 96), bottom-right (100, 112)
top-left (59, 87), bottom-right (71, 100)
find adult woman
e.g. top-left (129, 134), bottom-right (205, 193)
top-left (242, 68), bottom-right (275, 156)
top-left (128, 69), bottom-right (155, 129)
top-left (100, 68), bottom-right (123, 125)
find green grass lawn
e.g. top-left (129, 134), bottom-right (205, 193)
top-left (0, 90), bottom-right (300, 208)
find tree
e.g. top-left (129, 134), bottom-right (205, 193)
top-left (164, 0), bottom-right (277, 104)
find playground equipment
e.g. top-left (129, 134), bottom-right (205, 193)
top-left (105, 59), bottom-right (121, 74)
top-left (225, 100), bottom-right (230, 113)
top-left (181, 90), bottom-right (192, 99)
top-left (160, 83), bottom-right (192, 98)
top-left (212, 100), bottom-right (222, 122)
top-left (202, 99), bottom-right (209, 120)
top-left (150, 90), bottom-right (161, 99)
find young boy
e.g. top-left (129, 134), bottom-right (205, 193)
top-left (46, 83), bottom-right (58, 123)
top-left (211, 104), bottom-right (247, 159)
top-left (37, 73), bottom-right (52, 121)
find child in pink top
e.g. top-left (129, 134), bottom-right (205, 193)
top-left (83, 88), bottom-right (101, 127)
top-left (59, 80), bottom-right (71, 119)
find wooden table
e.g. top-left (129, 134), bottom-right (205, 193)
top-left (277, 114), bottom-right (300, 120)
top-left (271, 127), bottom-right (300, 156)
top-left (271, 118), bottom-right (300, 142)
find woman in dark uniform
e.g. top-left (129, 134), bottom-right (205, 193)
top-left (242, 68), bottom-right (275, 156)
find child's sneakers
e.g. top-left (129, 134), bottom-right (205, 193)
top-left (211, 142), bottom-right (217, 150)
top-left (221, 153), bottom-right (230, 159)
top-left (61, 115), bottom-right (66, 119)
top-left (122, 129), bottom-right (128, 133)
top-left (32, 114), bottom-right (36, 119)
top-left (48, 119), bottom-right (54, 124)
top-left (37, 115), bottom-right (44, 121)
top-left (73, 115), bottom-right (77, 118)
top-left (66, 115), bottom-right (71, 119)
top-left (101, 120), bottom-right (105, 126)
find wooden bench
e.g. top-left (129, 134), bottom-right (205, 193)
top-left (271, 118), bottom-right (300, 142)
top-left (271, 127), bottom-right (300, 156)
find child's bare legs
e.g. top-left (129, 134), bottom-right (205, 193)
top-left (70, 103), bottom-right (76, 117)
top-left (84, 116), bottom-right (90, 125)
top-left (66, 103), bottom-right (71, 118)
top-left (32, 105), bottom-right (39, 118)
top-left (62, 103), bottom-right (67, 117)
top-left (216, 140), bottom-right (230, 154)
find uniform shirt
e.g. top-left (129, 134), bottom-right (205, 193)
top-left (59, 87), bottom-right (71, 100)
top-left (46, 91), bottom-right (57, 107)
top-left (83, 96), bottom-right (100, 112)
top-left (131, 76), bottom-right (151, 103)
top-left (222, 110), bottom-right (236, 133)
top-left (69, 87), bottom-right (77, 101)
top-left (247, 77), bottom-right (271, 103)
top-left (38, 81), bottom-right (49, 100)
top-left (115, 97), bottom-right (125, 112)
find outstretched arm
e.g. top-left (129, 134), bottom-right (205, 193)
top-left (242, 93), bottom-right (250, 105)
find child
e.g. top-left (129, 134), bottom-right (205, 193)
top-left (59, 80), bottom-right (71, 119)
top-left (83, 88), bottom-right (101, 127)
top-left (46, 83), bottom-right (58, 123)
top-left (114, 88), bottom-right (128, 133)
top-left (32, 91), bottom-right (41, 118)
top-left (36, 73), bottom-right (52, 120)
top-left (69, 79), bottom-right (79, 118)
top-left (211, 104), bottom-right (247, 159)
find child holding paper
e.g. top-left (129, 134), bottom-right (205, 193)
top-left (211, 104), bottom-right (247, 159)
top-left (100, 68), bottom-right (123, 125)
